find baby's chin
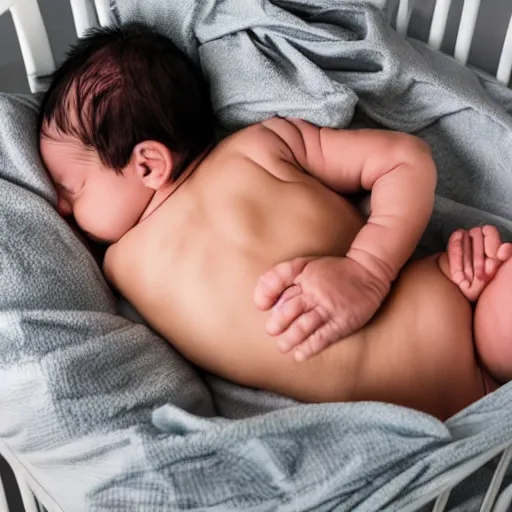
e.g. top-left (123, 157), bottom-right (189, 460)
top-left (62, 215), bottom-right (109, 263)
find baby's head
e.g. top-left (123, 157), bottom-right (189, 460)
top-left (39, 23), bottom-right (215, 243)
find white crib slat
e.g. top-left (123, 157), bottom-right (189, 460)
top-left (454, 0), bottom-right (481, 64)
top-left (94, 0), bottom-right (111, 27)
top-left (395, 0), bottom-right (411, 37)
top-left (428, 0), bottom-right (453, 50)
top-left (496, 14), bottom-right (512, 85)
top-left (493, 482), bottom-right (512, 512)
top-left (432, 488), bottom-right (452, 512)
top-left (13, 472), bottom-right (38, 512)
top-left (69, 0), bottom-right (97, 38)
top-left (9, 0), bottom-right (55, 93)
top-left (0, 0), bottom-right (16, 16)
top-left (478, 446), bottom-right (512, 512)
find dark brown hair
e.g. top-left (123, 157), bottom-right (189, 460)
top-left (38, 23), bottom-right (215, 181)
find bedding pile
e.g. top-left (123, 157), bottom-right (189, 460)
top-left (1, 1), bottom-right (512, 510)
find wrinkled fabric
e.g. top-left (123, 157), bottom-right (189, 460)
top-left (1, 1), bottom-right (512, 510)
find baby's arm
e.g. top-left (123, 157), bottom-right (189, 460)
top-left (253, 118), bottom-right (436, 361)
top-left (260, 117), bottom-right (437, 284)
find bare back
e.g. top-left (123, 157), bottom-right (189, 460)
top-left (105, 125), bottom-right (484, 420)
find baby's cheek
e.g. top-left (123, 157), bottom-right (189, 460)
top-left (72, 203), bottom-right (113, 243)
top-left (75, 186), bottom-right (150, 243)
top-left (102, 206), bottom-right (144, 243)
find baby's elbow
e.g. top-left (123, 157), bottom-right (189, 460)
top-left (398, 134), bottom-right (437, 187)
top-left (398, 133), bottom-right (432, 159)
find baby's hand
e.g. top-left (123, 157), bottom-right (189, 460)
top-left (448, 225), bottom-right (512, 301)
top-left (254, 256), bottom-right (389, 362)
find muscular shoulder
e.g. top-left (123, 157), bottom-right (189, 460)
top-left (217, 117), bottom-right (319, 172)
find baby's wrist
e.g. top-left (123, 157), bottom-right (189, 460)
top-left (346, 248), bottom-right (395, 289)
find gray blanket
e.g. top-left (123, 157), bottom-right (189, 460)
top-left (1, 1), bottom-right (512, 510)
top-left (115, 0), bottom-right (512, 250)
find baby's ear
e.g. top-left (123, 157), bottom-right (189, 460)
top-left (132, 141), bottom-right (173, 190)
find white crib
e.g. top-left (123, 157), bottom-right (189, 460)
top-left (1, 0), bottom-right (512, 511)
top-left (393, 0), bottom-right (512, 85)
top-left (0, 0), bottom-right (111, 93)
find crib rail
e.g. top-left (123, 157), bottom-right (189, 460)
top-left (497, 15), bottom-right (512, 85)
top-left (3, 0), bottom-right (512, 93)
top-left (0, 0), bottom-right (111, 93)
top-left (0, 0), bottom-right (54, 93)
top-left (397, 0), bottom-right (512, 85)
top-left (1, 1), bottom-right (512, 511)
top-left (429, 447), bottom-right (512, 512)
top-left (69, 0), bottom-right (98, 38)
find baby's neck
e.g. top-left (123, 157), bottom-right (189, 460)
top-left (139, 182), bottom-right (177, 223)
top-left (138, 150), bottom-right (209, 224)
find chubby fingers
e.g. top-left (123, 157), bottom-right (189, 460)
top-left (482, 225), bottom-right (501, 257)
top-left (266, 285), bottom-right (303, 337)
top-left (448, 230), bottom-right (469, 287)
top-left (291, 320), bottom-right (340, 362)
top-left (469, 227), bottom-right (485, 279)
top-left (254, 258), bottom-right (309, 310)
top-left (497, 242), bottom-right (512, 262)
top-left (276, 308), bottom-right (328, 359)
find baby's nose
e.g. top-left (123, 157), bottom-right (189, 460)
top-left (57, 196), bottom-right (72, 217)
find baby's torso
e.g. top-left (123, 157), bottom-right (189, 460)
top-left (107, 130), bottom-right (485, 420)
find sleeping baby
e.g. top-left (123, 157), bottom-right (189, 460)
top-left (38, 23), bottom-right (512, 420)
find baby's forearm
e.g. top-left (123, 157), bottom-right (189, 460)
top-left (259, 119), bottom-right (436, 282)
top-left (346, 148), bottom-right (437, 284)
